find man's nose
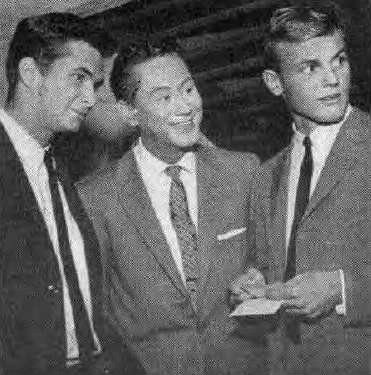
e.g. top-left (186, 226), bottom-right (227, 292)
top-left (82, 81), bottom-right (96, 108)
top-left (322, 66), bottom-right (339, 86)
top-left (175, 93), bottom-right (193, 114)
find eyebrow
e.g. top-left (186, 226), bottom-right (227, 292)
top-left (94, 78), bottom-right (104, 90)
top-left (179, 77), bottom-right (194, 89)
top-left (148, 86), bottom-right (171, 96)
top-left (74, 67), bottom-right (93, 77)
top-left (331, 47), bottom-right (347, 60)
top-left (298, 47), bottom-right (347, 66)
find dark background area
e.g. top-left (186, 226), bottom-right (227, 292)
top-left (83, 0), bottom-right (370, 161)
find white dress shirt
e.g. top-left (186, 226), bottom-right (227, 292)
top-left (133, 138), bottom-right (198, 284)
top-left (286, 105), bottom-right (352, 314)
top-left (0, 109), bottom-right (101, 362)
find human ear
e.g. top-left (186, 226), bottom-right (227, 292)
top-left (262, 69), bottom-right (284, 97)
top-left (18, 57), bottom-right (43, 94)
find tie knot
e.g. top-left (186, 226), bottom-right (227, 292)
top-left (44, 147), bottom-right (58, 175)
top-left (44, 147), bottom-right (54, 168)
top-left (165, 165), bottom-right (182, 181)
top-left (303, 136), bottom-right (311, 149)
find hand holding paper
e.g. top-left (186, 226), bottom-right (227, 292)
top-left (229, 268), bottom-right (266, 306)
top-left (230, 298), bottom-right (284, 316)
top-left (232, 271), bottom-right (342, 319)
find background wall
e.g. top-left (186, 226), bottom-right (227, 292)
top-left (0, 0), bottom-right (369, 165)
top-left (84, 0), bottom-right (370, 160)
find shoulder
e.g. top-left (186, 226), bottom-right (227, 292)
top-left (253, 147), bottom-right (289, 195)
top-left (198, 145), bottom-right (260, 173)
top-left (76, 151), bottom-right (133, 203)
top-left (196, 145), bottom-right (261, 195)
top-left (350, 106), bottom-right (370, 126)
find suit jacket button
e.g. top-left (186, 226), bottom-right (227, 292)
top-left (48, 284), bottom-right (59, 294)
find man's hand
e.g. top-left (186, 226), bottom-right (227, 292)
top-left (262, 271), bottom-right (342, 319)
top-left (229, 268), bottom-right (266, 306)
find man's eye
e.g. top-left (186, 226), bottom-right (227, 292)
top-left (302, 63), bottom-right (317, 74)
top-left (185, 85), bottom-right (194, 94)
top-left (333, 54), bottom-right (348, 68)
top-left (156, 94), bottom-right (171, 102)
top-left (73, 73), bottom-right (86, 82)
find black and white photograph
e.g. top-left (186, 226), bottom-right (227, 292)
top-left (0, 1), bottom-right (369, 374)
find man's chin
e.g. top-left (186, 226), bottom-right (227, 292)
top-left (316, 113), bottom-right (347, 125)
top-left (64, 119), bottom-right (82, 133)
top-left (176, 134), bottom-right (201, 150)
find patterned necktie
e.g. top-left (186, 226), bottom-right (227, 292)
top-left (165, 165), bottom-right (198, 302)
top-left (44, 148), bottom-right (96, 360)
top-left (285, 136), bottom-right (313, 344)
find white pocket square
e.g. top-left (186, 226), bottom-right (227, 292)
top-left (217, 227), bottom-right (246, 241)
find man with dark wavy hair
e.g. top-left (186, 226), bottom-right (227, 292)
top-left (231, 2), bottom-right (370, 374)
top-left (0, 12), bottom-right (144, 375)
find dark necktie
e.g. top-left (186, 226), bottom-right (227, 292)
top-left (44, 148), bottom-right (96, 360)
top-left (284, 136), bottom-right (313, 343)
top-left (165, 166), bottom-right (198, 305)
top-left (285, 136), bottom-right (313, 281)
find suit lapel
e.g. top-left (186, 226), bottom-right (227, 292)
top-left (0, 123), bottom-right (59, 276)
top-left (302, 108), bottom-right (365, 222)
top-left (268, 148), bottom-right (292, 279)
top-left (116, 151), bottom-right (188, 296)
top-left (195, 150), bottom-right (220, 294)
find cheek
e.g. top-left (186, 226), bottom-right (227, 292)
top-left (340, 68), bottom-right (351, 87)
top-left (284, 78), bottom-right (314, 107)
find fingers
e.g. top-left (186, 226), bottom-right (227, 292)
top-left (265, 282), bottom-right (297, 300)
top-left (240, 285), bottom-right (266, 298)
top-left (230, 292), bottom-right (253, 306)
top-left (281, 298), bottom-right (307, 315)
top-left (229, 276), bottom-right (247, 295)
top-left (229, 269), bottom-right (265, 295)
top-left (245, 268), bottom-right (266, 285)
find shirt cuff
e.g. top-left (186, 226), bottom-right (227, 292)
top-left (335, 269), bottom-right (346, 315)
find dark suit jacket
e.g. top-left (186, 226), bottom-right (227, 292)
top-left (0, 122), bottom-right (144, 375)
top-left (250, 107), bottom-right (371, 375)
top-left (78, 145), bottom-right (267, 375)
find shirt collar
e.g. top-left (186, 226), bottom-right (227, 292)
top-left (135, 137), bottom-right (196, 176)
top-left (0, 108), bottom-right (46, 171)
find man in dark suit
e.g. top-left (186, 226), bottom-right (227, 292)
top-left (231, 2), bottom-right (370, 374)
top-left (78, 38), bottom-right (267, 375)
top-left (0, 13), bottom-right (144, 375)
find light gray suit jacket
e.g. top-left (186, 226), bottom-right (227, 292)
top-left (78, 145), bottom-right (267, 375)
top-left (251, 107), bottom-right (371, 375)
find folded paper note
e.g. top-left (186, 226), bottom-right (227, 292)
top-left (230, 298), bottom-right (284, 316)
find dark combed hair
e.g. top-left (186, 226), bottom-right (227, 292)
top-left (6, 12), bottom-right (117, 105)
top-left (264, 1), bottom-right (347, 71)
top-left (110, 35), bottom-right (182, 104)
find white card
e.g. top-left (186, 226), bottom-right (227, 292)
top-left (230, 298), bottom-right (284, 316)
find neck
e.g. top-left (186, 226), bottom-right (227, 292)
top-left (6, 101), bottom-right (53, 147)
top-left (141, 136), bottom-right (186, 164)
top-left (292, 114), bottom-right (318, 136)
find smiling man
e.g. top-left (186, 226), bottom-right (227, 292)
top-left (77, 38), bottom-right (266, 375)
top-left (231, 2), bottom-right (370, 374)
top-left (0, 13), bottom-right (144, 375)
